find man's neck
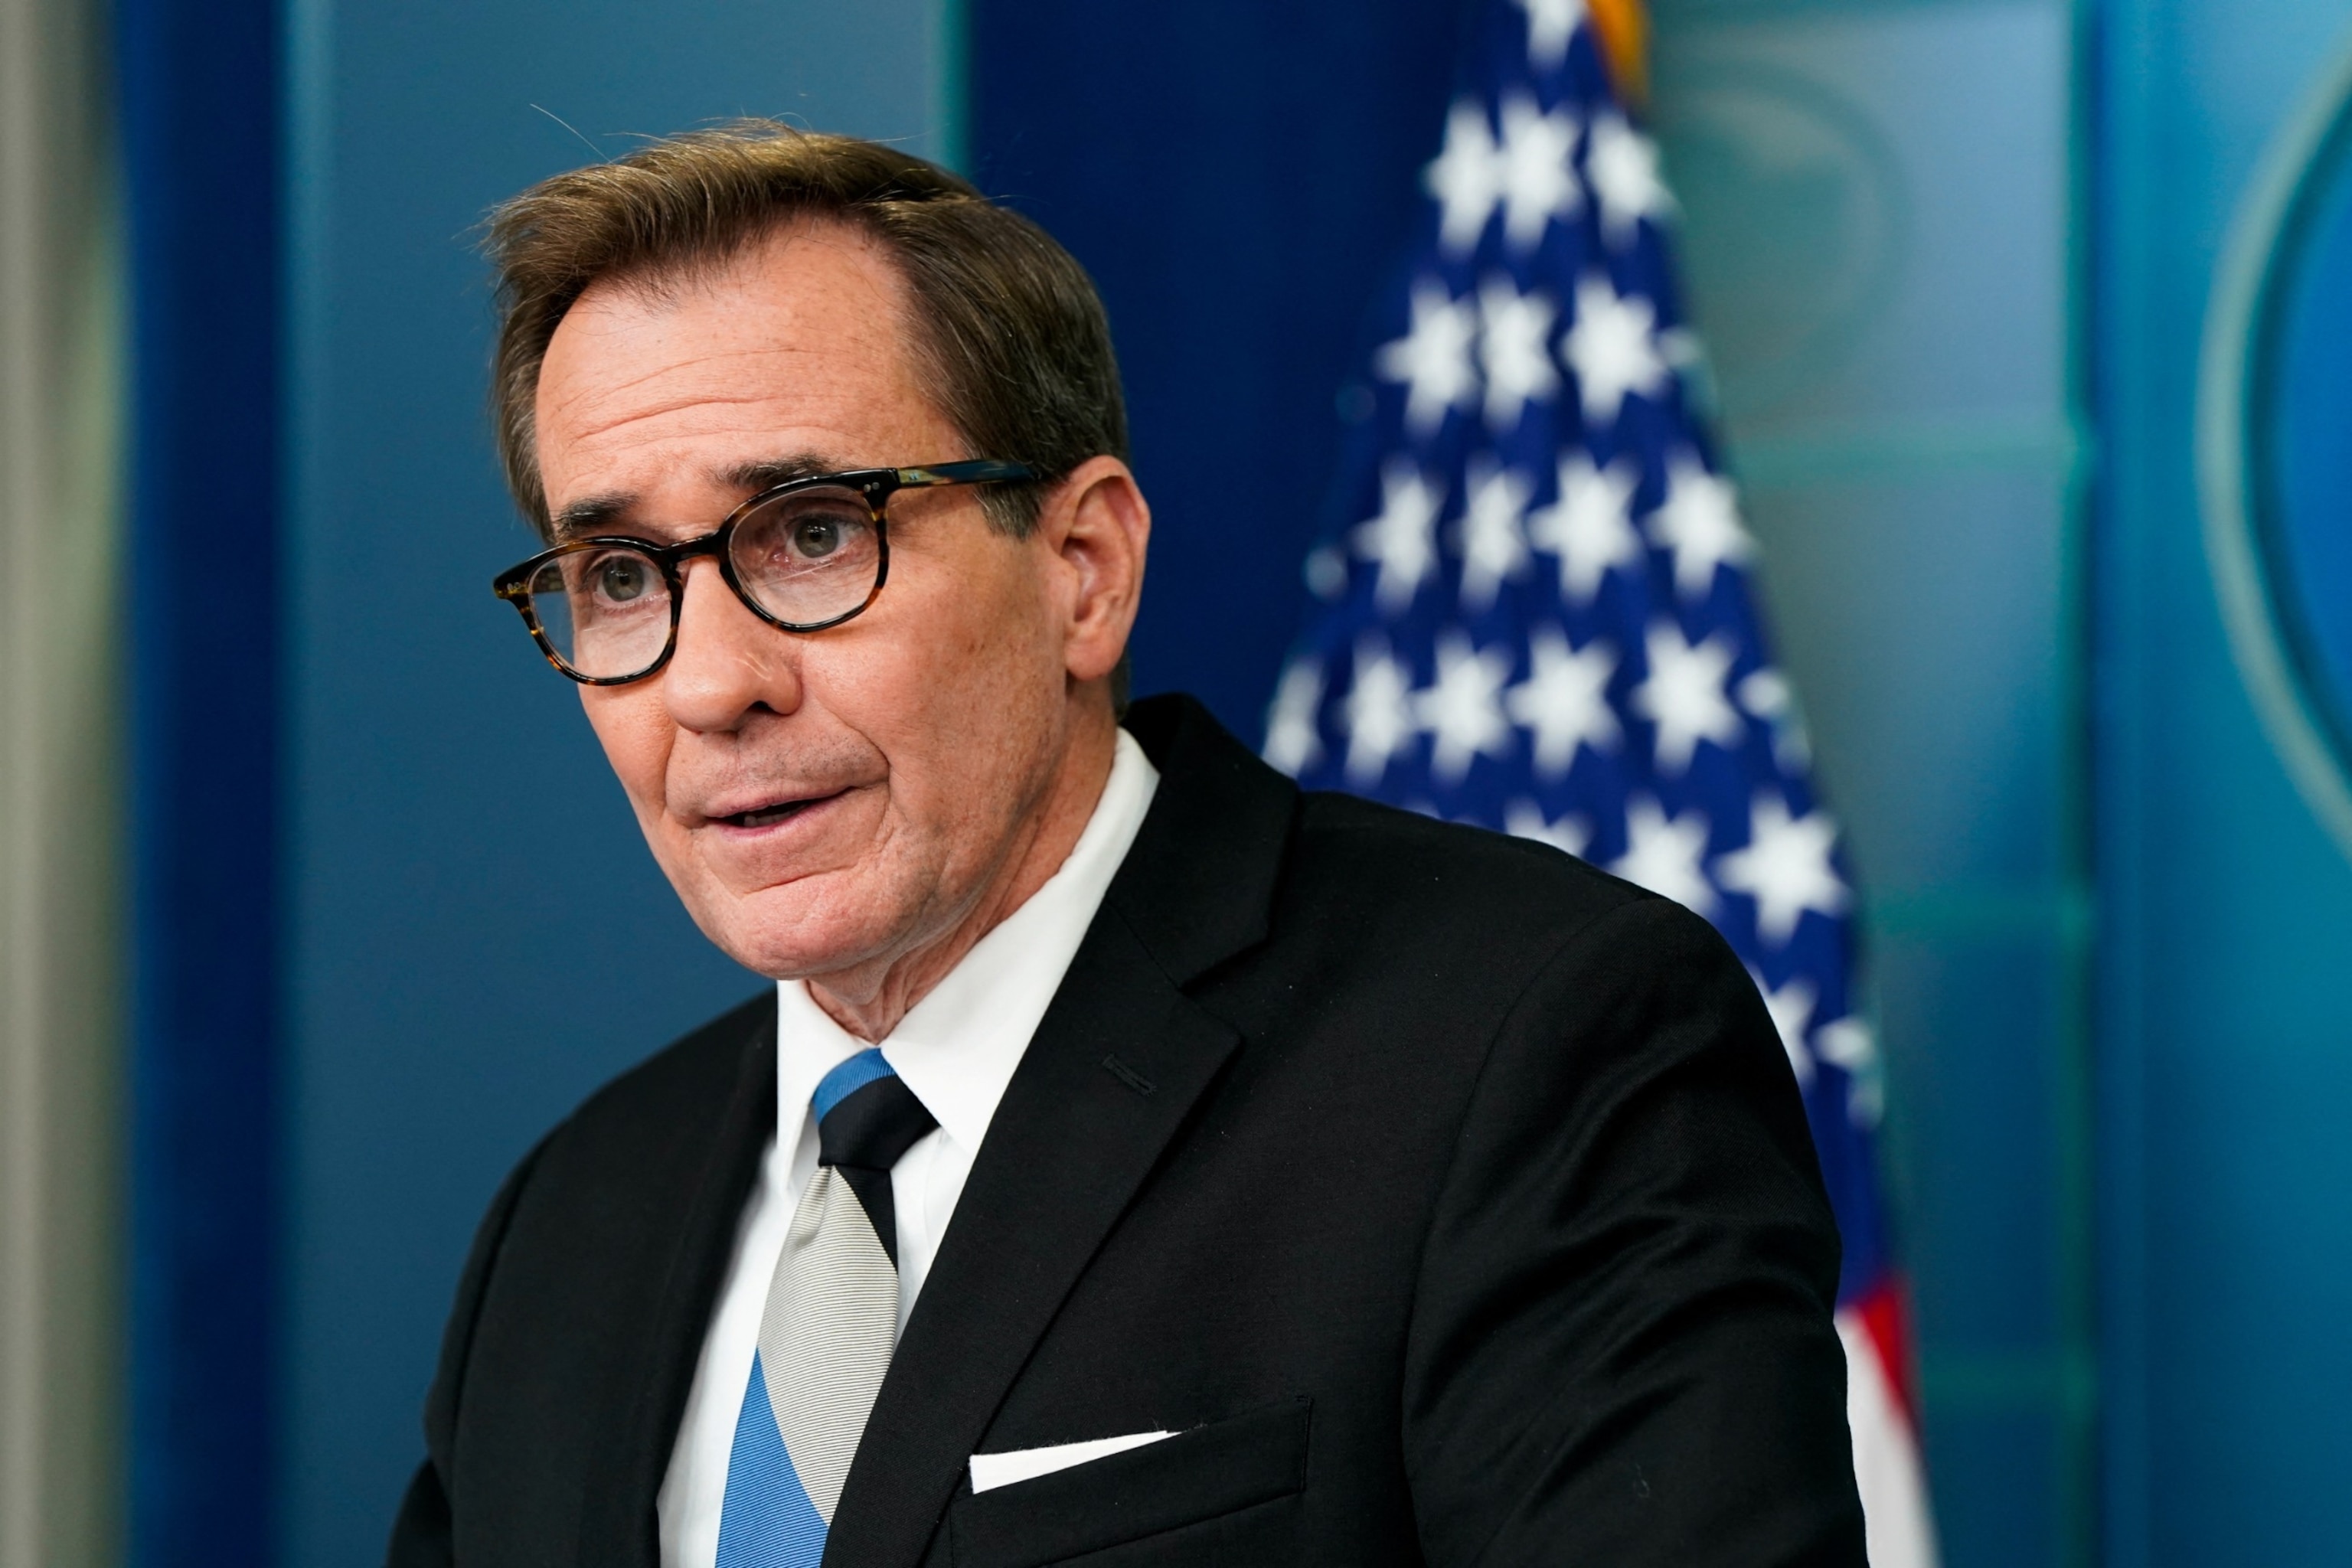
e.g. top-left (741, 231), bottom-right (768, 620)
top-left (805, 710), bottom-right (1121, 1041)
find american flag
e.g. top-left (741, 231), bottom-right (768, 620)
top-left (1263, 2), bottom-right (1936, 1560)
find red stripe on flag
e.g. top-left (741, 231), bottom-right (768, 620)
top-left (1852, 1276), bottom-right (1922, 1429)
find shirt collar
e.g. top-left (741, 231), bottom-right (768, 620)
top-left (775, 728), bottom-right (1161, 1155)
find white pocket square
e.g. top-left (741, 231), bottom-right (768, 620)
top-left (968, 1429), bottom-right (1174, 1494)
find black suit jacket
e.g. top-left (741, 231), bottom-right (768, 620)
top-left (388, 694), bottom-right (1864, 1567)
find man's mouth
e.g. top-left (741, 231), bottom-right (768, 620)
top-left (710, 789), bottom-right (847, 830)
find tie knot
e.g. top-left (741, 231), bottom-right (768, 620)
top-left (812, 1050), bottom-right (937, 1171)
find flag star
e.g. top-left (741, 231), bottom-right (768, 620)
top-left (1425, 100), bottom-right (1501, 256)
top-left (1527, 452), bottom-right (1642, 603)
top-left (1414, 633), bottom-right (1516, 783)
top-left (1344, 638), bottom-right (1418, 786)
top-left (1815, 1016), bottom-right (1877, 1073)
top-left (1375, 278), bottom-right (1481, 436)
top-left (1737, 667), bottom-right (1813, 770)
top-left (1351, 459), bottom-right (1444, 612)
top-left (1655, 325), bottom-right (1706, 373)
top-left (1504, 799), bottom-right (1590, 856)
top-left (1512, 0), bottom-right (1586, 67)
top-left (1750, 968), bottom-right (1818, 1086)
top-left (1496, 94), bottom-right (1582, 250)
top-left (1506, 624), bottom-right (1619, 775)
top-left (1562, 273), bottom-right (1668, 424)
top-left (1302, 544), bottom-right (1350, 601)
top-left (1454, 456), bottom-right (1534, 611)
top-left (1648, 452), bottom-right (1754, 599)
top-left (1632, 621), bottom-right (1744, 773)
top-left (1584, 110), bottom-right (1675, 247)
top-left (1262, 658), bottom-right (1324, 778)
top-left (1713, 792), bottom-right (1851, 945)
top-left (1610, 795), bottom-right (1716, 914)
top-left (1815, 1017), bottom-right (1883, 1125)
top-left (1476, 276), bottom-right (1560, 431)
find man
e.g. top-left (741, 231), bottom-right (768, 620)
top-left (390, 124), bottom-right (1863, 1568)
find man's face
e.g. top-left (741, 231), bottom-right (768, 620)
top-left (532, 222), bottom-right (1107, 984)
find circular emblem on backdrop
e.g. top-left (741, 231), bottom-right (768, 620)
top-left (1655, 60), bottom-right (1908, 423)
top-left (2200, 35), bottom-right (2352, 859)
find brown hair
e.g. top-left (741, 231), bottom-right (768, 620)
top-left (481, 122), bottom-right (1129, 543)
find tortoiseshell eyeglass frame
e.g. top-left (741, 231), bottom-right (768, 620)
top-left (491, 459), bottom-right (1037, 686)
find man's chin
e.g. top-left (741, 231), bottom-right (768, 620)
top-left (693, 879), bottom-right (913, 985)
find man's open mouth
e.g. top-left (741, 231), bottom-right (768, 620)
top-left (712, 789), bottom-right (845, 830)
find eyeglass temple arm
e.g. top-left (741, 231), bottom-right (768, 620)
top-left (893, 459), bottom-right (1036, 488)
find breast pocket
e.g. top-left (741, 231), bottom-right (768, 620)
top-left (947, 1398), bottom-right (1312, 1568)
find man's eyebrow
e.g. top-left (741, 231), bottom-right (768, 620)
top-left (547, 454), bottom-right (854, 541)
top-left (549, 492), bottom-right (637, 541)
top-left (719, 452), bottom-right (850, 494)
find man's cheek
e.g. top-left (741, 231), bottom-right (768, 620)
top-left (588, 698), bottom-right (675, 815)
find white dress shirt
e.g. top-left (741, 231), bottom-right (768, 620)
top-left (656, 731), bottom-right (1160, 1568)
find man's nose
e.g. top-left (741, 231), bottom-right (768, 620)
top-left (660, 557), bottom-right (802, 730)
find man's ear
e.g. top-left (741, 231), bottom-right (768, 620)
top-left (1037, 456), bottom-right (1150, 687)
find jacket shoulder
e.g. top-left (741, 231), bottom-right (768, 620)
top-left (415, 990), bottom-right (776, 1560)
top-left (436, 986), bottom-right (772, 1355)
top-left (457, 988), bottom-right (774, 1323)
top-left (1289, 788), bottom-right (1656, 937)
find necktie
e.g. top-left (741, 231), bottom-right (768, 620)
top-left (716, 1049), bottom-right (938, 1567)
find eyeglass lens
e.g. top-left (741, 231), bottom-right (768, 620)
top-left (524, 485), bottom-right (883, 680)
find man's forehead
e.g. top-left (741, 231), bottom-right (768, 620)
top-left (534, 224), bottom-right (949, 528)
top-left (556, 220), bottom-right (910, 363)
top-left (542, 226), bottom-right (914, 417)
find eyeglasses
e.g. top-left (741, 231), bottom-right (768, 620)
top-left (492, 459), bottom-right (1035, 685)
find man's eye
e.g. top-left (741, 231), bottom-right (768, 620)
top-left (594, 555), bottom-right (653, 602)
top-left (792, 518), bottom-right (845, 560)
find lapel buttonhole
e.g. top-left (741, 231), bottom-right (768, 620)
top-left (1099, 1054), bottom-right (1157, 1097)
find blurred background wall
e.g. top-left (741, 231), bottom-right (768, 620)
top-left (3, 0), bottom-right (2350, 1565)
top-left (1651, 7), bottom-right (2090, 1563)
top-left (2099, 4), bottom-right (2352, 1562)
top-left (0, 0), bottom-right (122, 1563)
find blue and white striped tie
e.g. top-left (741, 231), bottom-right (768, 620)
top-left (716, 1049), bottom-right (937, 1567)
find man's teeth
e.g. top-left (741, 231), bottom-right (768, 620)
top-left (736, 800), bottom-right (807, 828)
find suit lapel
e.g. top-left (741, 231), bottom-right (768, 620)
top-left (580, 998), bottom-right (779, 1568)
top-left (822, 912), bottom-right (1241, 1568)
top-left (822, 697), bottom-right (1298, 1568)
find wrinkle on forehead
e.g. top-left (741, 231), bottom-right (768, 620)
top-left (541, 325), bottom-right (896, 443)
top-left (546, 377), bottom-right (807, 452)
